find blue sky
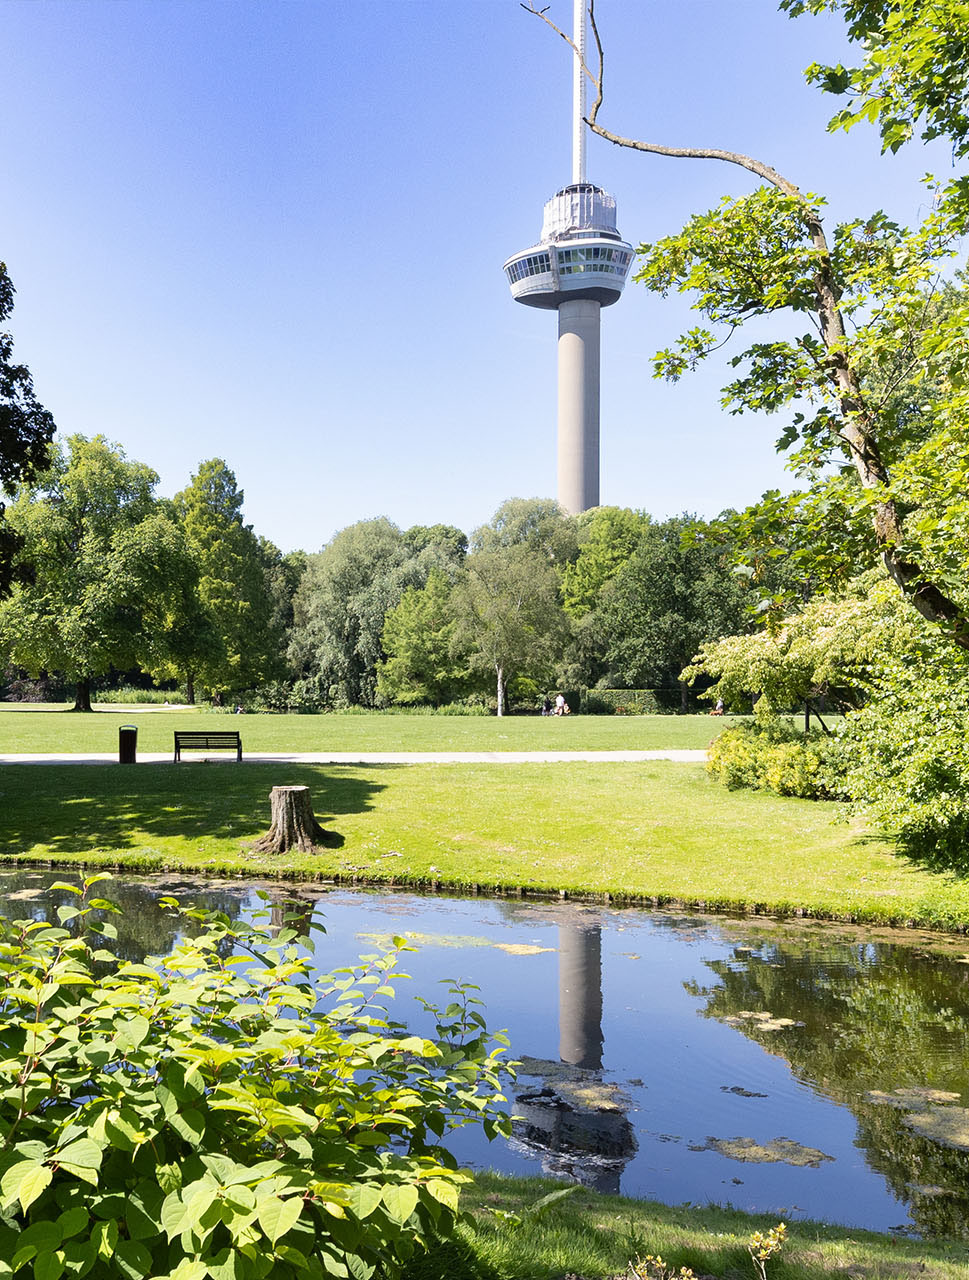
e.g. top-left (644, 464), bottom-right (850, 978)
top-left (1, 1), bottom-right (952, 553)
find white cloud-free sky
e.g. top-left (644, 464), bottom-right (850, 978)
top-left (1, 1), bottom-right (951, 552)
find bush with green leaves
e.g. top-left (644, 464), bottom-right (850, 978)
top-left (828, 649), bottom-right (969, 869)
top-left (706, 715), bottom-right (836, 799)
top-left (0, 876), bottom-right (511, 1280)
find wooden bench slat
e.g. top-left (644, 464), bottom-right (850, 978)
top-left (173, 731), bottom-right (242, 762)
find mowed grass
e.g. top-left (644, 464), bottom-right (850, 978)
top-left (0, 704), bottom-right (732, 754)
top-left (411, 1172), bottom-right (969, 1280)
top-left (2, 759), bottom-right (967, 929)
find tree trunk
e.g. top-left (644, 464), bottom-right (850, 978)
top-left (251, 785), bottom-right (331, 854)
top-left (679, 678), bottom-right (689, 714)
top-left (73, 677), bottom-right (93, 713)
top-left (185, 672), bottom-right (196, 705)
top-left (496, 664), bottom-right (505, 717)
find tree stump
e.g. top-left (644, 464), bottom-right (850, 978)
top-left (251, 785), bottom-right (331, 854)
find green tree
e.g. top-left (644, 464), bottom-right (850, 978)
top-left (170, 460), bottom-right (284, 703)
top-left (470, 497), bottom-right (579, 565)
top-left (596, 516), bottom-right (749, 710)
top-left (451, 544), bottom-right (570, 716)
top-left (0, 263), bottom-right (56, 597)
top-left (685, 572), bottom-right (918, 715)
top-left (561, 506), bottom-right (650, 618)
top-left (376, 568), bottom-right (469, 707)
top-left (0, 435), bottom-right (197, 710)
top-left (526, 1), bottom-right (969, 649)
top-left (290, 520), bottom-right (468, 709)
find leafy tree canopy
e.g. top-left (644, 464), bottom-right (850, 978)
top-left (451, 543), bottom-right (571, 716)
top-left (596, 516), bottom-right (749, 705)
top-left (783, 0), bottom-right (969, 156)
top-left (170, 459), bottom-right (284, 700)
top-left (561, 506), bottom-right (650, 618)
top-left (471, 497), bottom-right (578, 565)
top-left (0, 262), bottom-right (56, 597)
top-left (377, 567), bottom-right (469, 707)
top-left (0, 435), bottom-right (197, 709)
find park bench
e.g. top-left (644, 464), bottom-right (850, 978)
top-left (173, 730), bottom-right (242, 762)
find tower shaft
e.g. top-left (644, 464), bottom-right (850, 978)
top-left (557, 299), bottom-right (600, 514)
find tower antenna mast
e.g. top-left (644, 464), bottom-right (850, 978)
top-left (572, 0), bottom-right (586, 184)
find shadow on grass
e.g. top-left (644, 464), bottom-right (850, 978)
top-left (401, 1236), bottom-right (503, 1280)
top-left (0, 763), bottom-right (392, 857)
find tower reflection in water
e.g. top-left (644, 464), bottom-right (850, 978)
top-left (511, 921), bottom-right (636, 1193)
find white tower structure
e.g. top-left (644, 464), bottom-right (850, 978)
top-left (503, 0), bottom-right (633, 514)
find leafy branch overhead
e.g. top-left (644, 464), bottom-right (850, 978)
top-left (524, 0), bottom-right (969, 648)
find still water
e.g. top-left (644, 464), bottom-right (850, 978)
top-left (3, 871), bottom-right (969, 1238)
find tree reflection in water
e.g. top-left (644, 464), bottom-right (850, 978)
top-left (688, 925), bottom-right (969, 1237)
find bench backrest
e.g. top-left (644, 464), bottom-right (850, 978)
top-left (174, 731), bottom-right (241, 744)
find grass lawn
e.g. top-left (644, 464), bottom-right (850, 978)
top-left (0, 704), bottom-right (738, 754)
top-left (2, 759), bottom-right (967, 930)
top-left (410, 1172), bottom-right (969, 1279)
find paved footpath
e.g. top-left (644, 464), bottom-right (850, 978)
top-left (0, 750), bottom-right (708, 766)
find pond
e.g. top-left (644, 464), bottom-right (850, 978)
top-left (3, 870), bottom-right (969, 1239)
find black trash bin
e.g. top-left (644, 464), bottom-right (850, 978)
top-left (118, 724), bottom-right (137, 764)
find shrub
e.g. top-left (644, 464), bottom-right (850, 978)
top-left (0, 876), bottom-right (511, 1280)
top-left (94, 686), bottom-right (183, 705)
top-left (707, 716), bottom-right (837, 799)
top-left (585, 689), bottom-right (667, 715)
top-left (828, 653), bottom-right (969, 869)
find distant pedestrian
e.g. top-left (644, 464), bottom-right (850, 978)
top-left (710, 697), bottom-right (724, 716)
top-left (542, 695), bottom-right (553, 716)
top-left (554, 693), bottom-right (566, 715)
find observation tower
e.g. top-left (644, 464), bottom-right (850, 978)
top-left (503, 0), bottom-right (633, 514)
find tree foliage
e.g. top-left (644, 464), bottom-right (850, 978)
top-left (451, 544), bottom-right (570, 716)
top-left (0, 876), bottom-right (511, 1280)
top-left (561, 506), bottom-right (649, 618)
top-left (0, 263), bottom-right (56, 598)
top-left (290, 521), bottom-right (466, 709)
top-left (376, 569), bottom-right (469, 707)
top-left (595, 516), bottom-right (749, 706)
top-left (170, 460), bottom-right (286, 702)
top-left (783, 0), bottom-right (969, 156)
top-left (0, 436), bottom-right (198, 711)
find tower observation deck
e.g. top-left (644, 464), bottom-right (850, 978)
top-left (503, 2), bottom-right (633, 514)
top-left (503, 182), bottom-right (633, 311)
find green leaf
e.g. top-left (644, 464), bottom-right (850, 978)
top-left (33, 1251), bottom-right (65, 1280)
top-left (114, 1015), bottom-right (150, 1053)
top-left (19, 1164), bottom-right (53, 1212)
top-left (166, 1107), bottom-right (205, 1145)
top-left (204, 1248), bottom-right (245, 1280)
top-left (256, 1195), bottom-right (303, 1246)
top-left (346, 1184), bottom-right (382, 1220)
top-left (92, 1219), bottom-right (118, 1261)
top-left (112, 1240), bottom-right (152, 1280)
top-left (56, 1140), bottom-right (102, 1184)
top-left (424, 1180), bottom-right (459, 1214)
top-left (380, 1184), bottom-right (418, 1225)
top-left (55, 1209), bottom-right (88, 1242)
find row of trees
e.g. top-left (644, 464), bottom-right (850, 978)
top-left (0, 428), bottom-right (762, 713)
top-left (0, 437), bottom-right (302, 710)
top-left (292, 498), bottom-right (754, 715)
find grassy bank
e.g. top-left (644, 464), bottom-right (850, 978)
top-left (2, 761), bottom-right (968, 929)
top-left (414, 1172), bottom-right (969, 1280)
top-left (0, 705), bottom-right (734, 754)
